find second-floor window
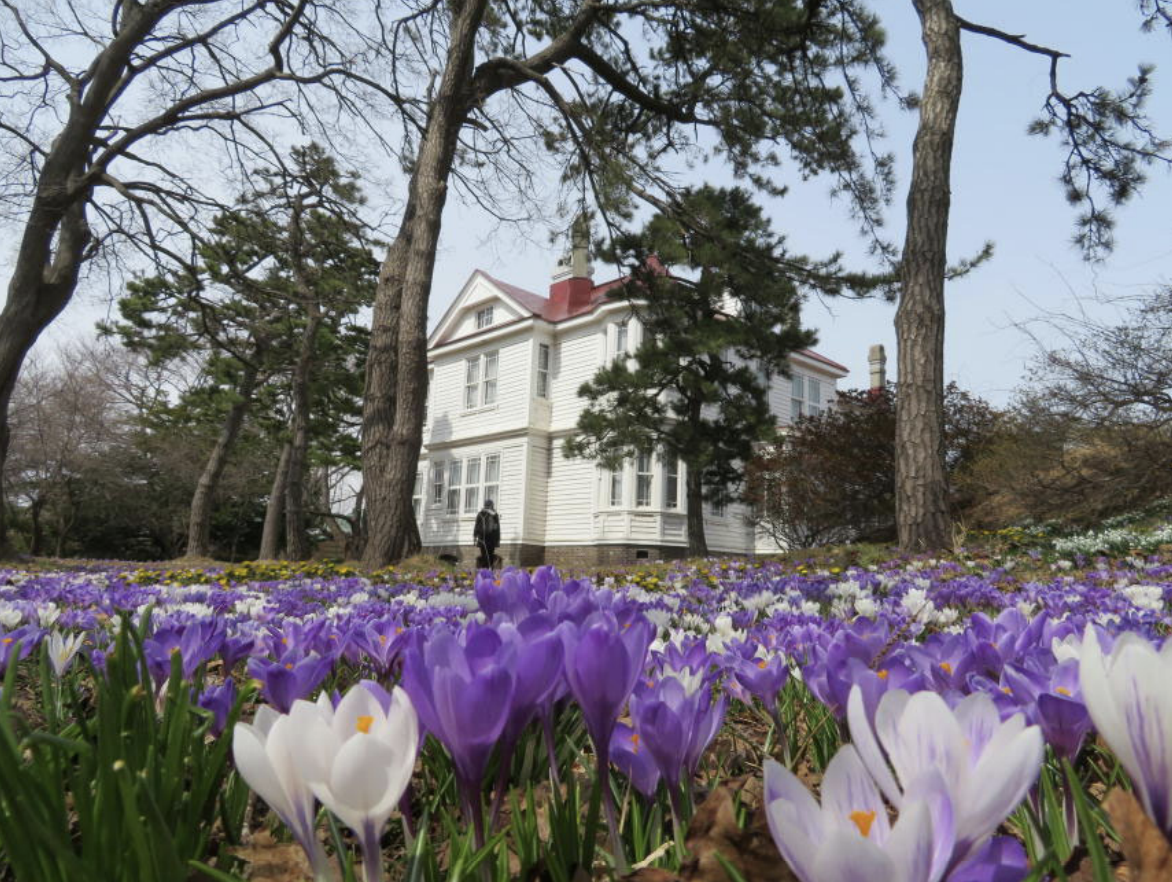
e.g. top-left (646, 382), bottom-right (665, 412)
top-left (475, 305), bottom-right (494, 329)
top-left (536, 343), bottom-right (551, 398)
top-left (791, 373), bottom-right (822, 420)
top-left (635, 451), bottom-right (653, 507)
top-left (464, 350), bottom-right (499, 409)
top-left (614, 320), bottom-right (629, 357)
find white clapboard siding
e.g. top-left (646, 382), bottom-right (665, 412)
top-left (542, 445), bottom-right (601, 544)
top-left (419, 440), bottom-right (526, 545)
top-left (548, 323), bottom-right (608, 432)
top-left (427, 336), bottom-right (532, 445)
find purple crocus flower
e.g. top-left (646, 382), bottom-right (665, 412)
top-left (731, 647), bottom-right (790, 716)
top-left (400, 629), bottom-right (515, 846)
top-left (196, 679), bottom-right (237, 735)
top-left (631, 673), bottom-right (727, 812)
top-left (247, 652), bottom-right (333, 714)
top-left (609, 722), bottom-right (660, 799)
top-left (0, 625), bottom-right (41, 673)
top-left (144, 620), bottom-right (224, 684)
top-left (562, 611), bottom-right (655, 753)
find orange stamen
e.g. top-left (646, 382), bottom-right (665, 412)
top-left (356, 715), bottom-right (374, 734)
top-left (849, 809), bottom-right (877, 838)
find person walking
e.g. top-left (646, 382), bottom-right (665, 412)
top-left (473, 499), bottom-right (501, 569)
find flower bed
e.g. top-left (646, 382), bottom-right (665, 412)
top-left (0, 551), bottom-right (1169, 880)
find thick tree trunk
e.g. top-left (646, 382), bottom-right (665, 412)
top-left (685, 462), bottom-right (709, 558)
top-left (895, 0), bottom-right (962, 552)
top-left (184, 362), bottom-right (259, 559)
top-left (0, 201), bottom-right (91, 558)
top-left (285, 307), bottom-right (322, 561)
top-left (259, 442), bottom-right (292, 560)
top-left (361, 0), bottom-right (489, 569)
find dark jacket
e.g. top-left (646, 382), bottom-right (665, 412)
top-left (474, 508), bottom-right (500, 547)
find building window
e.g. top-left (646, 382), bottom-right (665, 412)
top-left (463, 457), bottom-right (481, 513)
top-left (636, 451), bottom-right (653, 507)
top-left (412, 471), bottom-right (423, 520)
top-left (483, 351), bottom-right (498, 405)
top-left (446, 460), bottom-right (463, 513)
top-left (791, 373), bottom-right (823, 420)
top-left (431, 463), bottom-right (445, 505)
top-left (465, 357), bottom-right (480, 409)
top-left (807, 377), bottom-right (822, 416)
top-left (664, 458), bottom-right (679, 510)
top-left (536, 343), bottom-right (551, 398)
top-left (791, 374), bottom-right (805, 420)
top-left (475, 305), bottom-right (494, 329)
top-left (614, 320), bottom-right (629, 356)
top-left (463, 350), bottom-right (499, 409)
top-left (483, 453), bottom-right (500, 504)
top-left (609, 468), bottom-right (623, 507)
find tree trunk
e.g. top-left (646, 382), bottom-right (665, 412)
top-left (285, 306), bottom-right (322, 560)
top-left (0, 200), bottom-right (91, 558)
top-left (685, 461), bottom-right (709, 558)
top-left (895, 0), bottom-right (962, 552)
top-left (259, 442), bottom-right (292, 560)
top-left (361, 0), bottom-right (489, 569)
top-left (184, 361), bottom-right (259, 559)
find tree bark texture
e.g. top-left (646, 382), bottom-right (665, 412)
top-left (895, 0), bottom-right (962, 552)
top-left (259, 442), bottom-right (293, 560)
top-left (184, 361), bottom-right (259, 559)
top-left (285, 306), bottom-right (322, 560)
top-left (284, 197), bottom-right (320, 561)
top-left (360, 0), bottom-right (490, 569)
top-left (685, 462), bottom-right (709, 558)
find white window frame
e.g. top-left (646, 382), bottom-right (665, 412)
top-left (446, 460), bottom-right (463, 513)
top-left (791, 373), bottom-right (824, 419)
top-left (431, 463), bottom-right (445, 505)
top-left (807, 376), bottom-right (822, 416)
top-left (635, 451), bottom-right (653, 507)
top-left (475, 305), bottom-right (494, 329)
top-left (664, 458), bottom-right (680, 510)
top-left (536, 343), bottom-right (551, 398)
top-left (412, 471), bottom-right (423, 520)
top-left (464, 357), bottom-right (481, 410)
top-left (609, 468), bottom-right (624, 507)
top-left (424, 367), bottom-right (434, 424)
top-left (463, 350), bottom-right (499, 410)
top-left (614, 320), bottom-right (629, 358)
top-left (463, 457), bottom-right (482, 513)
top-left (482, 351), bottom-right (498, 405)
top-left (483, 454), bottom-right (500, 506)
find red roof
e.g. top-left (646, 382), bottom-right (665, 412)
top-left (477, 268), bottom-right (848, 374)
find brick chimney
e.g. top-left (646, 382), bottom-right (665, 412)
top-left (549, 213), bottom-right (594, 311)
top-left (868, 344), bottom-right (887, 392)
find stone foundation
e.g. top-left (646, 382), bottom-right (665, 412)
top-left (422, 542), bottom-right (688, 569)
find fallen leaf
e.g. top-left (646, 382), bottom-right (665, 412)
top-left (625, 785), bottom-right (796, 882)
top-left (229, 829), bottom-right (335, 881)
top-left (1105, 788), bottom-right (1172, 882)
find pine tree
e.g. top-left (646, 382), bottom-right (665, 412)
top-left (565, 187), bottom-right (817, 556)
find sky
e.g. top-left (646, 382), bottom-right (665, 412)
top-left (33, 1), bottom-right (1172, 406)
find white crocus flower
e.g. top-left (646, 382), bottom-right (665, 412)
top-left (1080, 627), bottom-right (1172, 836)
top-left (46, 631), bottom-right (84, 676)
top-left (847, 686), bottom-right (1043, 873)
top-left (288, 684), bottom-right (418, 882)
top-left (233, 706), bottom-right (333, 882)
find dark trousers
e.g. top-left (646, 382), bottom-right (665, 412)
top-left (477, 543), bottom-right (498, 569)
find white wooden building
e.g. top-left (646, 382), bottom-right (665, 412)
top-left (415, 243), bottom-right (849, 566)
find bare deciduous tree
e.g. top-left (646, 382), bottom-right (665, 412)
top-left (0, 0), bottom-right (395, 556)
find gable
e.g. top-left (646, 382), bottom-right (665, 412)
top-left (428, 271), bottom-right (542, 348)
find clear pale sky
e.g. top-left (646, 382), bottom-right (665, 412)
top-left (34, 1), bottom-right (1172, 405)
